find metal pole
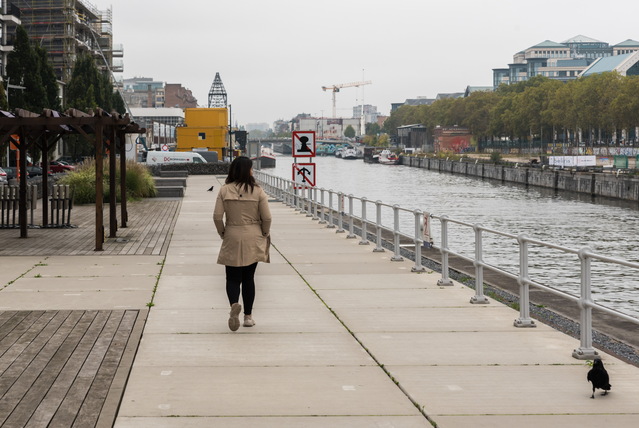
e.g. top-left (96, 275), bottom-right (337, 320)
top-left (391, 205), bottom-right (403, 261)
top-left (336, 192), bottom-right (345, 233)
top-left (437, 215), bottom-right (454, 286)
top-left (327, 189), bottom-right (335, 228)
top-left (347, 194), bottom-right (356, 238)
top-left (319, 188), bottom-right (326, 224)
top-left (312, 188), bottom-right (319, 220)
top-left (573, 247), bottom-right (599, 360)
top-left (412, 210), bottom-right (426, 272)
top-left (306, 186), bottom-right (313, 217)
top-left (300, 186), bottom-right (307, 214)
top-left (470, 224), bottom-right (489, 304)
top-left (374, 200), bottom-right (384, 252)
top-left (514, 234), bottom-right (536, 327)
top-left (359, 197), bottom-right (369, 245)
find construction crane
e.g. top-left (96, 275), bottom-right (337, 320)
top-left (322, 79), bottom-right (372, 118)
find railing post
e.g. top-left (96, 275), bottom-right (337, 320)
top-left (359, 197), bottom-right (370, 245)
top-left (300, 186), bottom-right (308, 214)
top-left (312, 188), bottom-right (319, 220)
top-left (373, 200), bottom-right (385, 252)
top-left (336, 192), bottom-right (345, 233)
top-left (327, 189), bottom-right (336, 228)
top-left (306, 186), bottom-right (314, 217)
top-left (286, 180), bottom-right (293, 207)
top-left (514, 233), bottom-right (536, 327)
top-left (470, 224), bottom-right (490, 304)
top-left (319, 188), bottom-right (326, 224)
top-left (437, 215), bottom-right (454, 286)
top-left (391, 205), bottom-right (403, 261)
top-left (573, 247), bottom-right (599, 360)
top-left (346, 194), bottom-right (356, 239)
top-left (412, 210), bottom-right (426, 272)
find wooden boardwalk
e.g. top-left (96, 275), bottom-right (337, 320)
top-left (0, 199), bottom-right (180, 257)
top-left (0, 309), bottom-right (146, 428)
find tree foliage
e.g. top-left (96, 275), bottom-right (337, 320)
top-left (344, 125), bottom-right (356, 138)
top-left (385, 73), bottom-right (639, 145)
top-left (5, 26), bottom-right (47, 112)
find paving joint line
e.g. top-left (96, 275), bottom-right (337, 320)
top-left (1, 256), bottom-right (50, 292)
top-left (272, 242), bottom-right (437, 427)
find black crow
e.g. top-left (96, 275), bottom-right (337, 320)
top-left (207, 186), bottom-right (215, 192)
top-left (587, 359), bottom-right (611, 399)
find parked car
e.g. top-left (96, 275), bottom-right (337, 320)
top-left (0, 167), bottom-right (7, 184)
top-left (55, 156), bottom-right (74, 164)
top-left (2, 167), bottom-right (29, 180)
top-left (45, 161), bottom-right (75, 173)
top-left (26, 166), bottom-right (53, 177)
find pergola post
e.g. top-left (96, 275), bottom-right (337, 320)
top-left (95, 121), bottom-right (104, 251)
top-left (118, 130), bottom-right (127, 228)
top-left (18, 127), bottom-right (28, 238)
top-left (109, 126), bottom-right (117, 238)
top-left (41, 133), bottom-right (49, 227)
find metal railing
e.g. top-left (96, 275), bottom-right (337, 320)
top-left (255, 170), bottom-right (639, 360)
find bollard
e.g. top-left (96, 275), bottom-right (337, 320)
top-left (346, 194), bottom-right (356, 239)
top-left (437, 215), bottom-right (454, 286)
top-left (572, 247), bottom-right (599, 360)
top-left (470, 223), bottom-right (490, 304)
top-left (319, 188), bottom-right (326, 224)
top-left (326, 189), bottom-right (336, 228)
top-left (391, 205), bottom-right (403, 261)
top-left (411, 210), bottom-right (426, 272)
top-left (359, 197), bottom-right (369, 245)
top-left (514, 234), bottom-right (536, 327)
top-left (373, 200), bottom-right (384, 252)
top-left (336, 192), bottom-right (345, 233)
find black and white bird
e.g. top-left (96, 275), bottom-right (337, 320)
top-left (587, 359), bottom-right (611, 399)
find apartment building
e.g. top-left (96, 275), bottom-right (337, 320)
top-left (0, 1), bottom-right (21, 76)
top-left (17, 0), bottom-right (123, 83)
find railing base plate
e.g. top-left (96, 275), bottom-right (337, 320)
top-left (470, 295), bottom-right (490, 304)
top-left (437, 278), bottom-right (454, 286)
top-left (572, 347), bottom-right (600, 360)
top-left (513, 318), bottom-right (537, 328)
top-left (411, 266), bottom-right (427, 272)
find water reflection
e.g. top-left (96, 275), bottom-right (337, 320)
top-left (270, 155), bottom-right (639, 318)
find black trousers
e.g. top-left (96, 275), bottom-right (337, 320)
top-left (225, 263), bottom-right (257, 315)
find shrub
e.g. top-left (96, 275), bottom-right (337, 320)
top-left (490, 151), bottom-right (502, 163)
top-left (58, 158), bottom-right (156, 204)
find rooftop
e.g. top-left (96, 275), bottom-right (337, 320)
top-left (561, 35), bottom-right (604, 44)
top-left (581, 53), bottom-right (633, 77)
top-left (528, 40), bottom-right (567, 49)
top-left (614, 39), bottom-right (639, 47)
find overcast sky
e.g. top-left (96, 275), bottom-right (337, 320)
top-left (107, 0), bottom-right (636, 127)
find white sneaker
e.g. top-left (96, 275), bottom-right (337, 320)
top-left (228, 303), bottom-right (241, 331)
top-left (243, 315), bottom-right (255, 327)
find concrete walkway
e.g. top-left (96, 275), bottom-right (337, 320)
top-left (109, 175), bottom-right (639, 428)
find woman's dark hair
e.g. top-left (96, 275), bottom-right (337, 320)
top-left (226, 156), bottom-right (257, 193)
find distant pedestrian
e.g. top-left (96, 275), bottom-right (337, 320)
top-left (214, 156), bottom-right (272, 331)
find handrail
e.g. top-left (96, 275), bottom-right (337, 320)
top-left (254, 170), bottom-right (639, 360)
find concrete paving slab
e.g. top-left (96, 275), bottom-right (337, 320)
top-left (0, 290), bottom-right (152, 310)
top-left (305, 273), bottom-right (445, 290)
top-left (163, 254), bottom-right (219, 266)
top-left (134, 333), bottom-right (375, 367)
top-left (294, 262), bottom-right (421, 276)
top-left (151, 287), bottom-right (324, 310)
top-left (320, 288), bottom-right (493, 309)
top-left (433, 415), bottom-right (639, 428)
top-left (115, 415), bottom-right (433, 428)
top-left (157, 274), bottom-right (311, 292)
top-left (117, 366), bottom-right (421, 417)
top-left (356, 331), bottom-right (582, 366)
top-left (271, 242), bottom-right (371, 255)
top-left (161, 262), bottom-right (294, 277)
top-left (386, 364), bottom-right (639, 415)
top-left (5, 276), bottom-right (157, 292)
top-left (143, 308), bottom-right (347, 334)
top-left (166, 246), bottom-right (220, 256)
top-left (31, 256), bottom-right (163, 277)
top-left (337, 306), bottom-right (530, 332)
top-left (281, 252), bottom-right (420, 265)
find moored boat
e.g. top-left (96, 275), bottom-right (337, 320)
top-left (378, 149), bottom-right (399, 165)
top-left (251, 146), bottom-right (277, 168)
top-left (342, 148), bottom-right (358, 160)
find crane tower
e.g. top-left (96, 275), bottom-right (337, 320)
top-left (208, 72), bottom-right (227, 108)
top-left (322, 79), bottom-right (372, 118)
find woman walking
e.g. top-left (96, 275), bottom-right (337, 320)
top-left (214, 156), bottom-right (272, 331)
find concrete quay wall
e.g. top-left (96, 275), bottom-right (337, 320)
top-left (400, 156), bottom-right (639, 201)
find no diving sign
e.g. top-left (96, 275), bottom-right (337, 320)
top-left (292, 131), bottom-right (315, 157)
top-left (292, 163), bottom-right (316, 188)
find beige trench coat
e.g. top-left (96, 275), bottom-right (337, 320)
top-left (214, 183), bottom-right (272, 267)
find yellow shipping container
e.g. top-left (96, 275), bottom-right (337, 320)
top-left (176, 108), bottom-right (228, 157)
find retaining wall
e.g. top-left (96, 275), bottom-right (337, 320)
top-left (399, 157), bottom-right (639, 202)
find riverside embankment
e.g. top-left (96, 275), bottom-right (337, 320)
top-left (400, 156), bottom-right (639, 202)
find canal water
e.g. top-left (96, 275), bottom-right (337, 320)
top-left (269, 155), bottom-right (639, 318)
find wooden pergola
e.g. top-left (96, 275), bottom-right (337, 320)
top-left (0, 108), bottom-right (146, 251)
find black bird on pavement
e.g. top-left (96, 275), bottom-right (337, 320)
top-left (207, 186), bottom-right (215, 192)
top-left (587, 359), bottom-right (611, 399)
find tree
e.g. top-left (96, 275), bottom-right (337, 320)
top-left (35, 45), bottom-right (61, 111)
top-left (5, 25), bottom-right (47, 111)
top-left (344, 125), bottom-right (355, 138)
top-left (377, 134), bottom-right (390, 147)
top-left (0, 82), bottom-right (8, 111)
top-left (366, 122), bottom-right (380, 136)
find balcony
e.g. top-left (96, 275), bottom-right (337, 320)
top-left (1, 3), bottom-right (21, 25)
top-left (112, 59), bottom-right (123, 73)
top-left (112, 43), bottom-right (123, 58)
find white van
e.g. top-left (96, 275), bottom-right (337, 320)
top-left (139, 151), bottom-right (207, 164)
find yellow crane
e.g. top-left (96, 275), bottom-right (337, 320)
top-left (322, 79), bottom-right (372, 118)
